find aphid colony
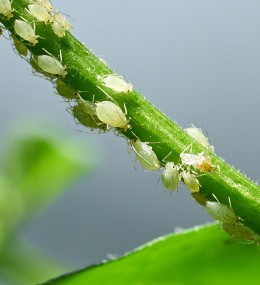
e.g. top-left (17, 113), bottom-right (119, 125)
top-left (193, 193), bottom-right (259, 243)
top-left (4, 0), bottom-right (71, 48)
top-left (4, 1), bottom-right (256, 244)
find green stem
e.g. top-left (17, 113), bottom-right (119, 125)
top-left (1, 0), bottom-right (260, 234)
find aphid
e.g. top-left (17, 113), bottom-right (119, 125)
top-left (205, 201), bottom-right (238, 224)
top-left (12, 35), bottom-right (28, 57)
top-left (96, 101), bottom-right (128, 131)
top-left (56, 79), bottom-right (76, 99)
top-left (185, 125), bottom-right (214, 152)
top-left (73, 100), bottom-right (107, 131)
top-left (181, 171), bottom-right (200, 193)
top-left (222, 222), bottom-right (259, 242)
top-left (36, 0), bottom-right (53, 12)
top-left (102, 74), bottom-right (133, 93)
top-left (131, 140), bottom-right (160, 171)
top-left (52, 12), bottom-right (71, 38)
top-left (162, 162), bottom-right (179, 191)
top-left (14, 19), bottom-right (38, 46)
top-left (36, 54), bottom-right (67, 77)
top-left (180, 152), bottom-right (214, 173)
top-left (0, 0), bottom-right (13, 19)
top-left (28, 3), bottom-right (53, 23)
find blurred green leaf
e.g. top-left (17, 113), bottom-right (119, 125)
top-left (1, 122), bottom-right (94, 218)
top-left (44, 224), bottom-right (260, 285)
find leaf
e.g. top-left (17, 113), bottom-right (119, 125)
top-left (0, 121), bottom-right (95, 223)
top-left (43, 224), bottom-right (260, 285)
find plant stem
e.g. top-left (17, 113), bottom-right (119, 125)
top-left (1, 0), bottom-right (260, 234)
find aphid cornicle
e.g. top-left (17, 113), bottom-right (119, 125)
top-left (162, 162), bottom-right (179, 191)
top-left (73, 101), bottom-right (107, 131)
top-left (181, 171), bottom-right (200, 193)
top-left (28, 3), bottom-right (53, 23)
top-left (14, 19), bottom-right (38, 46)
top-left (102, 74), bottom-right (133, 93)
top-left (96, 101), bottom-right (128, 131)
top-left (185, 125), bottom-right (214, 152)
top-left (0, 0), bottom-right (13, 19)
top-left (36, 54), bottom-right (67, 77)
top-left (131, 140), bottom-right (160, 171)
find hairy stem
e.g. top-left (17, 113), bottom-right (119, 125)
top-left (1, 0), bottom-right (260, 234)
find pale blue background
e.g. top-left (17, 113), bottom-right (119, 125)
top-left (0, 0), bottom-right (260, 271)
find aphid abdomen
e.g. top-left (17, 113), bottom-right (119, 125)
top-left (37, 55), bottom-right (67, 77)
top-left (205, 201), bottom-right (238, 224)
top-left (28, 3), bottom-right (53, 23)
top-left (131, 140), bottom-right (160, 171)
top-left (181, 171), bottom-right (200, 193)
top-left (162, 162), bottom-right (179, 190)
top-left (0, 0), bottom-right (13, 19)
top-left (96, 101), bottom-right (128, 130)
top-left (73, 101), bottom-right (107, 131)
top-left (102, 74), bottom-right (133, 93)
top-left (14, 19), bottom-right (38, 46)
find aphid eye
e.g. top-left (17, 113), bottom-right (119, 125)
top-left (102, 74), bottom-right (133, 93)
top-left (0, 0), bottom-right (13, 20)
top-left (14, 19), bottom-right (38, 46)
top-left (162, 162), bottom-right (179, 191)
top-left (36, 54), bottom-right (67, 77)
top-left (96, 101), bottom-right (129, 131)
top-left (131, 140), bottom-right (160, 171)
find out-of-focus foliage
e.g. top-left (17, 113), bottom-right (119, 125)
top-left (0, 121), bottom-right (94, 285)
top-left (44, 224), bottom-right (260, 285)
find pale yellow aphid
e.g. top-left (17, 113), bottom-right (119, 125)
top-left (36, 0), bottom-right (53, 11)
top-left (181, 171), bottom-right (200, 193)
top-left (102, 74), bottom-right (133, 93)
top-left (52, 12), bottom-right (71, 38)
top-left (29, 0), bottom-right (53, 12)
top-left (131, 140), bottom-right (160, 171)
top-left (162, 162), bottom-right (180, 191)
top-left (28, 3), bottom-right (53, 23)
top-left (14, 19), bottom-right (38, 46)
top-left (185, 125), bottom-right (214, 152)
top-left (0, 0), bottom-right (13, 19)
top-left (205, 201), bottom-right (238, 224)
top-left (180, 152), bottom-right (214, 173)
top-left (36, 54), bottom-right (67, 77)
top-left (96, 101), bottom-right (128, 131)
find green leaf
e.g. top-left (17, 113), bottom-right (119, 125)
top-left (0, 121), bottom-right (95, 235)
top-left (44, 224), bottom-right (260, 285)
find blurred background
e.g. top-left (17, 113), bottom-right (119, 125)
top-left (1, 0), bottom-right (260, 283)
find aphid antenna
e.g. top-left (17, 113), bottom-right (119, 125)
top-left (211, 193), bottom-right (220, 203)
top-left (96, 85), bottom-right (115, 102)
top-left (162, 151), bottom-right (173, 164)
